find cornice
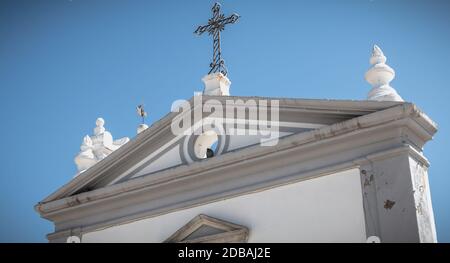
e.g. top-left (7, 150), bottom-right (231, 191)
top-left (36, 103), bottom-right (436, 240)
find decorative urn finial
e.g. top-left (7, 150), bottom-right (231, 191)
top-left (365, 45), bottom-right (403, 102)
top-left (94, 117), bottom-right (105, 135)
top-left (74, 117), bottom-right (130, 175)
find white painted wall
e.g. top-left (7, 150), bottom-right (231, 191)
top-left (227, 131), bottom-right (293, 151)
top-left (133, 145), bottom-right (182, 177)
top-left (82, 168), bottom-right (366, 242)
top-left (409, 156), bottom-right (437, 242)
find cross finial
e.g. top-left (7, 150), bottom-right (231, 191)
top-left (136, 104), bottom-right (147, 124)
top-left (136, 104), bottom-right (149, 134)
top-left (194, 2), bottom-right (240, 76)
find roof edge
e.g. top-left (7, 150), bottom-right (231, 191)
top-left (36, 102), bottom-right (436, 217)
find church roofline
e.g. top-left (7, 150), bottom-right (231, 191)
top-left (36, 101), bottom-right (436, 228)
top-left (38, 96), bottom-right (406, 204)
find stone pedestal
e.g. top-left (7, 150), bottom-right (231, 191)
top-left (358, 147), bottom-right (437, 242)
top-left (202, 72), bottom-right (231, 96)
top-left (137, 124), bottom-right (149, 134)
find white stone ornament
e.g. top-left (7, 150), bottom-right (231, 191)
top-left (66, 236), bottom-right (81, 243)
top-left (366, 236), bottom-right (381, 243)
top-left (137, 124), bottom-right (149, 134)
top-left (74, 135), bottom-right (96, 173)
top-left (202, 72), bottom-right (231, 96)
top-left (74, 118), bottom-right (130, 175)
top-left (365, 45), bottom-right (403, 102)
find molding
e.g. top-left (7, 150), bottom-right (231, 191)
top-left (353, 144), bottom-right (430, 167)
top-left (46, 162), bottom-right (358, 242)
top-left (164, 214), bottom-right (249, 243)
top-left (38, 97), bottom-right (403, 203)
top-left (111, 120), bottom-right (320, 185)
top-left (37, 104), bottom-right (433, 215)
top-left (36, 101), bottom-right (437, 242)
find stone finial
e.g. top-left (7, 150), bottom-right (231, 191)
top-left (94, 117), bottom-right (105, 135)
top-left (137, 124), bottom-right (149, 134)
top-left (370, 45), bottom-right (387, 64)
top-left (74, 118), bottom-right (130, 175)
top-left (365, 45), bottom-right (403, 102)
top-left (202, 72), bottom-right (231, 96)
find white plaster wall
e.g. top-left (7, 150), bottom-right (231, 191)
top-left (409, 156), bottom-right (437, 242)
top-left (83, 168), bottom-right (366, 242)
top-left (227, 131), bottom-right (292, 151)
top-left (133, 145), bottom-right (182, 177)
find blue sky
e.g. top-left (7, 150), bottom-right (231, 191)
top-left (0, 0), bottom-right (449, 242)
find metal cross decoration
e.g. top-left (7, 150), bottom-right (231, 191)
top-left (136, 104), bottom-right (147, 124)
top-left (194, 2), bottom-right (240, 76)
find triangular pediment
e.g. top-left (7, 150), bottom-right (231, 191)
top-left (39, 96), bottom-right (403, 203)
top-left (164, 214), bottom-right (249, 243)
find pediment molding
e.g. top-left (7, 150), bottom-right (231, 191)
top-left (39, 102), bottom-right (437, 241)
top-left (39, 97), bottom-right (405, 204)
top-left (165, 214), bottom-right (249, 243)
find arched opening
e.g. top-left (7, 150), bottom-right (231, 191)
top-left (194, 130), bottom-right (219, 159)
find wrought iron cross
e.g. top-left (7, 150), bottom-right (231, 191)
top-left (194, 3), bottom-right (240, 76)
top-left (136, 104), bottom-right (147, 124)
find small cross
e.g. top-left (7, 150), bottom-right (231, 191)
top-left (194, 2), bottom-right (240, 76)
top-left (136, 104), bottom-right (147, 124)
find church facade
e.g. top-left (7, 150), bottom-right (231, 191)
top-left (35, 4), bottom-right (438, 243)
